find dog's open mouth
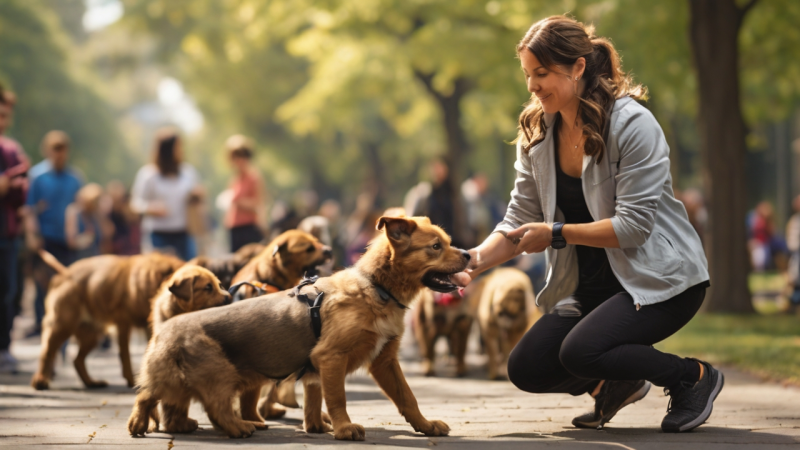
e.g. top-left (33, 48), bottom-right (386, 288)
top-left (422, 271), bottom-right (460, 293)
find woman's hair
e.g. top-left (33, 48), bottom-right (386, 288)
top-left (224, 134), bottom-right (254, 159)
top-left (153, 128), bottom-right (181, 176)
top-left (516, 15), bottom-right (647, 161)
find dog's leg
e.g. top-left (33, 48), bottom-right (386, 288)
top-left (199, 388), bottom-right (257, 439)
top-left (452, 316), bottom-right (472, 377)
top-left (161, 399), bottom-right (199, 434)
top-left (116, 323), bottom-right (135, 388)
top-left (257, 380), bottom-right (287, 419)
top-left (31, 319), bottom-right (73, 390)
top-left (369, 338), bottom-right (449, 437)
top-left (412, 308), bottom-right (435, 376)
top-left (302, 375), bottom-right (332, 433)
top-left (483, 324), bottom-right (500, 380)
top-left (128, 392), bottom-right (158, 436)
top-left (73, 322), bottom-right (108, 388)
top-left (239, 384), bottom-right (268, 428)
top-left (276, 374), bottom-right (300, 407)
top-left (316, 356), bottom-right (364, 441)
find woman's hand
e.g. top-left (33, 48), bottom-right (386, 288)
top-left (507, 222), bottom-right (553, 254)
top-left (449, 248), bottom-right (478, 288)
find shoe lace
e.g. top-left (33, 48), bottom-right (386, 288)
top-left (664, 381), bottom-right (695, 413)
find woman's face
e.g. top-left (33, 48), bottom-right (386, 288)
top-left (519, 49), bottom-right (584, 115)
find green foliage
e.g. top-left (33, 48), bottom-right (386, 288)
top-left (656, 313), bottom-right (800, 385)
top-left (0, 0), bottom-right (134, 184)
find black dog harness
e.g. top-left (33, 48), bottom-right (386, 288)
top-left (288, 276), bottom-right (326, 339)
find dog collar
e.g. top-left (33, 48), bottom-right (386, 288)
top-left (373, 283), bottom-right (407, 310)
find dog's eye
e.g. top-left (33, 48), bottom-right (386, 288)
top-left (205, 284), bottom-right (213, 291)
top-left (306, 246), bottom-right (315, 253)
top-left (432, 243), bottom-right (441, 250)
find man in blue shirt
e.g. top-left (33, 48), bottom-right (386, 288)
top-left (24, 131), bottom-right (82, 335)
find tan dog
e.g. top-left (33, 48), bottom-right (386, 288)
top-left (412, 289), bottom-right (473, 377)
top-left (128, 216), bottom-right (469, 440)
top-left (31, 253), bottom-right (184, 390)
top-left (188, 242), bottom-right (265, 289)
top-left (470, 267), bottom-right (540, 380)
top-left (150, 265), bottom-right (232, 335)
top-left (230, 230), bottom-right (332, 299)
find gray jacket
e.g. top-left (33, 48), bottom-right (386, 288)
top-left (494, 97), bottom-right (709, 309)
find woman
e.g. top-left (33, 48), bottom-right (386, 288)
top-left (223, 134), bottom-right (266, 252)
top-left (131, 129), bottom-right (202, 261)
top-left (452, 16), bottom-right (719, 433)
top-left (64, 182), bottom-right (103, 259)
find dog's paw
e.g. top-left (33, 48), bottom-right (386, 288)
top-left (86, 379), bottom-right (109, 389)
top-left (248, 421), bottom-right (269, 430)
top-left (334, 423), bottom-right (365, 441)
top-left (261, 402), bottom-right (286, 420)
top-left (321, 411), bottom-right (332, 425)
top-left (127, 414), bottom-right (150, 437)
top-left (418, 420), bottom-right (450, 436)
top-left (225, 421), bottom-right (256, 439)
top-left (305, 419), bottom-right (333, 434)
top-left (30, 374), bottom-right (50, 391)
top-left (165, 418), bottom-right (198, 434)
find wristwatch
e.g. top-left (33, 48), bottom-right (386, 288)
top-left (551, 222), bottom-right (566, 249)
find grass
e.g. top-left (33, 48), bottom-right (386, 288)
top-left (655, 313), bottom-right (800, 385)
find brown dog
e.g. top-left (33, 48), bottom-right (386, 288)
top-left (188, 242), bottom-right (265, 289)
top-left (31, 253), bottom-right (184, 390)
top-left (128, 216), bottom-right (469, 440)
top-left (230, 230), bottom-right (332, 299)
top-left (471, 267), bottom-right (540, 380)
top-left (150, 265), bottom-right (232, 335)
top-left (412, 289), bottom-right (473, 377)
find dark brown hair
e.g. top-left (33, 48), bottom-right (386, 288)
top-left (516, 15), bottom-right (646, 161)
top-left (153, 128), bottom-right (181, 176)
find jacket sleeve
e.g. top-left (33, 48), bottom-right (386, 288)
top-left (494, 142), bottom-right (544, 234)
top-left (610, 106), bottom-right (671, 248)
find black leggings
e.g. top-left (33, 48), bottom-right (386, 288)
top-left (507, 283), bottom-right (706, 396)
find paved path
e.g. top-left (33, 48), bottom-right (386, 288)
top-left (2, 324), bottom-right (799, 449)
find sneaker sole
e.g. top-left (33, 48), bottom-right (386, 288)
top-left (572, 381), bottom-right (652, 429)
top-left (670, 369), bottom-right (725, 433)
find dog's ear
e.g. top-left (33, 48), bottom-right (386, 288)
top-left (376, 216), bottom-right (417, 243)
top-left (168, 276), bottom-right (194, 308)
top-left (272, 242), bottom-right (286, 257)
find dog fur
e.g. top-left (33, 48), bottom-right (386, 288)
top-left (188, 242), bottom-right (265, 289)
top-left (128, 216), bottom-right (469, 440)
top-left (31, 253), bottom-right (184, 390)
top-left (150, 265), bottom-right (233, 335)
top-left (470, 267), bottom-right (540, 380)
top-left (412, 289), bottom-right (473, 377)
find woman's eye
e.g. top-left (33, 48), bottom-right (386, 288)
top-left (432, 243), bottom-right (441, 250)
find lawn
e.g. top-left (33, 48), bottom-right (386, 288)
top-left (656, 314), bottom-right (800, 385)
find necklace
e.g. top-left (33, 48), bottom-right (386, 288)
top-left (561, 122), bottom-right (583, 150)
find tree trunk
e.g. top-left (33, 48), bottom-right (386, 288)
top-left (689, 0), bottom-right (757, 312)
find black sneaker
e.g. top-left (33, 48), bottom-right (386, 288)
top-left (661, 359), bottom-right (724, 433)
top-left (572, 380), bottom-right (651, 429)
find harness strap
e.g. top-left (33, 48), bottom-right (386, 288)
top-left (228, 280), bottom-right (280, 297)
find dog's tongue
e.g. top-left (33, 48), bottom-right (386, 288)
top-left (449, 272), bottom-right (471, 288)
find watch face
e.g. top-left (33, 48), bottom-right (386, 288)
top-left (552, 238), bottom-right (567, 249)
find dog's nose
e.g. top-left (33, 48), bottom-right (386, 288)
top-left (322, 246), bottom-right (333, 258)
top-left (461, 249), bottom-right (471, 261)
top-left (222, 292), bottom-right (232, 305)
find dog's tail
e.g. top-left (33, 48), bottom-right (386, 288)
top-left (38, 249), bottom-right (69, 275)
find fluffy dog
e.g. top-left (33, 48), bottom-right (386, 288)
top-left (150, 265), bottom-right (232, 335)
top-left (128, 216), bottom-right (469, 440)
top-left (412, 289), bottom-right (473, 377)
top-left (470, 267), bottom-right (540, 380)
top-left (31, 253), bottom-right (184, 390)
top-left (230, 230), bottom-right (331, 299)
top-left (188, 242), bottom-right (265, 289)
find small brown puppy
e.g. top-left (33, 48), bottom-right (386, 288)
top-left (412, 289), bottom-right (473, 377)
top-left (150, 265), bottom-right (233, 335)
top-left (188, 242), bottom-right (265, 289)
top-left (471, 267), bottom-right (541, 380)
top-left (230, 230), bottom-right (332, 299)
top-left (31, 253), bottom-right (184, 390)
top-left (128, 216), bottom-right (469, 440)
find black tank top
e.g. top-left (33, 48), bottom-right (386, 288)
top-left (553, 122), bottom-right (624, 297)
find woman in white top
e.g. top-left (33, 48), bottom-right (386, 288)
top-left (131, 128), bottom-right (202, 260)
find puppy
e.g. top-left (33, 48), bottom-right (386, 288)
top-left (470, 267), bottom-right (540, 380)
top-left (128, 216), bottom-right (469, 440)
top-left (31, 253), bottom-right (184, 390)
top-left (188, 242), bottom-right (265, 289)
top-left (150, 265), bottom-right (233, 335)
top-left (412, 289), bottom-right (473, 377)
top-left (230, 230), bottom-right (332, 299)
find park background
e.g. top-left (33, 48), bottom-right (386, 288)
top-left (2, 0), bottom-right (800, 382)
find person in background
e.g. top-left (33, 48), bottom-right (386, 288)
top-left (0, 86), bottom-right (29, 372)
top-left (130, 128), bottom-right (202, 261)
top-left (24, 131), bottom-right (82, 337)
top-left (65, 183), bottom-right (104, 260)
top-left (223, 134), bottom-right (266, 252)
top-left (105, 180), bottom-right (140, 255)
top-left (785, 195), bottom-right (800, 309)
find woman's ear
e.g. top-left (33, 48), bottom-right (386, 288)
top-left (574, 57), bottom-right (586, 80)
